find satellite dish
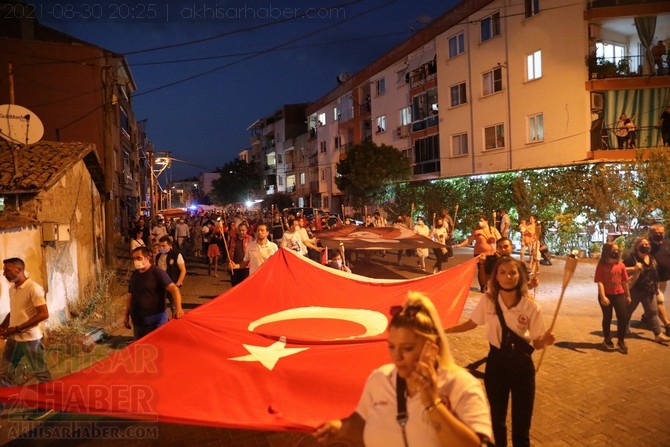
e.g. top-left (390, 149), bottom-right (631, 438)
top-left (336, 72), bottom-right (351, 84)
top-left (0, 104), bottom-right (44, 145)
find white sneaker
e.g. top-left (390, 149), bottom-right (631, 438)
top-left (654, 333), bottom-right (670, 343)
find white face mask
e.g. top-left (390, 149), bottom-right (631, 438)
top-left (134, 260), bottom-right (146, 270)
top-left (334, 260), bottom-right (342, 268)
top-left (479, 221), bottom-right (488, 229)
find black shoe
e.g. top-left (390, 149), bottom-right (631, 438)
top-left (603, 339), bottom-right (614, 350)
top-left (617, 340), bottom-right (628, 354)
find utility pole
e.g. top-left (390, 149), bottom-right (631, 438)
top-left (103, 62), bottom-right (115, 266)
top-left (148, 149), bottom-right (156, 222)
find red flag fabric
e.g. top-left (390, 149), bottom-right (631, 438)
top-left (0, 249), bottom-right (477, 431)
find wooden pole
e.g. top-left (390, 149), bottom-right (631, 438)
top-left (536, 254), bottom-right (578, 372)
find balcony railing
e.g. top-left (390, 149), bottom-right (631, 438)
top-left (409, 61), bottom-right (437, 89)
top-left (586, 55), bottom-right (662, 80)
top-left (593, 125), bottom-right (665, 150)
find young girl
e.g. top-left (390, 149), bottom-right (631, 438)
top-left (594, 242), bottom-right (631, 353)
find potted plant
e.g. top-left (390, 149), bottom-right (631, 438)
top-left (589, 242), bottom-right (602, 259)
top-left (617, 57), bottom-right (631, 76)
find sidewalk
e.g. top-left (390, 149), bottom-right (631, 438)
top-left (0, 248), bottom-right (668, 446)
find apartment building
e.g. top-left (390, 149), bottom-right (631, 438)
top-left (297, 0), bottom-right (669, 212)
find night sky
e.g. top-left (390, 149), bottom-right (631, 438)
top-left (30, 0), bottom-right (460, 179)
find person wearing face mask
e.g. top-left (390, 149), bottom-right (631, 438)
top-left (328, 252), bottom-right (351, 273)
top-left (125, 246), bottom-right (184, 339)
top-left (430, 218), bottom-right (449, 274)
top-left (647, 224), bottom-right (670, 336)
top-left (595, 243), bottom-right (631, 353)
top-left (624, 238), bottom-right (669, 343)
top-left (151, 219), bottom-right (168, 244)
top-left (156, 236), bottom-right (187, 317)
top-left (0, 258), bottom-right (52, 385)
top-left (456, 217), bottom-right (501, 292)
top-left (446, 256), bottom-right (553, 447)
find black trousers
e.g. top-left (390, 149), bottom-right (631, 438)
top-left (485, 344), bottom-right (535, 447)
top-left (230, 268), bottom-right (250, 287)
top-left (598, 293), bottom-right (628, 342)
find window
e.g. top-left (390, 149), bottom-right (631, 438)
top-left (334, 135), bottom-right (341, 149)
top-left (333, 107), bottom-right (339, 121)
top-left (484, 124), bottom-right (505, 150)
top-left (525, 0), bottom-right (540, 18)
top-left (595, 42), bottom-right (625, 65)
top-left (414, 135), bottom-right (440, 175)
top-left (480, 12), bottom-right (500, 42)
top-left (452, 133), bottom-right (468, 156)
top-left (120, 107), bottom-right (130, 138)
top-left (376, 115), bottom-right (386, 133)
top-left (399, 106), bottom-right (412, 126)
top-left (375, 78), bottom-right (386, 96)
top-left (448, 33), bottom-right (465, 59)
top-left (321, 169), bottom-right (326, 181)
top-left (450, 82), bottom-right (467, 107)
top-left (300, 173), bottom-right (306, 184)
top-left (317, 112), bottom-right (326, 126)
top-left (528, 113), bottom-right (544, 142)
top-left (483, 67), bottom-right (502, 96)
top-left (527, 50), bottom-right (542, 80)
top-left (320, 141), bottom-right (327, 153)
top-left (323, 196), bottom-right (329, 209)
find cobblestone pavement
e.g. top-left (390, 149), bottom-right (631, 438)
top-left (1, 248), bottom-right (668, 446)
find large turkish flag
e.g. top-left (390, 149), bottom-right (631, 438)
top-left (0, 249), bottom-right (477, 430)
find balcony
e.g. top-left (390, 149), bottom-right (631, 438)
top-left (409, 61), bottom-right (437, 89)
top-left (308, 153), bottom-right (319, 167)
top-left (309, 181), bottom-right (319, 193)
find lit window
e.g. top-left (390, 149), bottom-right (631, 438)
top-left (333, 107), bottom-right (339, 121)
top-left (452, 133), bottom-right (468, 156)
top-left (300, 173), bottom-right (306, 184)
top-left (528, 113), bottom-right (544, 142)
top-left (527, 50), bottom-right (542, 80)
top-left (483, 67), bottom-right (502, 96)
top-left (525, 0), bottom-right (540, 18)
top-left (484, 124), bottom-right (505, 150)
top-left (448, 33), bottom-right (465, 59)
top-left (399, 106), bottom-right (412, 126)
top-left (450, 82), bottom-right (467, 107)
top-left (595, 42), bottom-right (626, 65)
top-left (318, 112), bottom-right (326, 125)
top-left (481, 12), bottom-right (501, 42)
top-left (376, 116), bottom-right (386, 133)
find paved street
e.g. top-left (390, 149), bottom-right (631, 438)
top-left (1, 247), bottom-right (668, 446)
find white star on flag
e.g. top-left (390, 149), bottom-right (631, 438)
top-left (229, 336), bottom-right (308, 370)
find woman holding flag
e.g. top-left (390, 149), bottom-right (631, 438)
top-left (314, 292), bottom-right (493, 447)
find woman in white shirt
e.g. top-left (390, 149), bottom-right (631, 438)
top-left (314, 292), bottom-right (493, 447)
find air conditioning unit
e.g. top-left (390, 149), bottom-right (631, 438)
top-left (395, 125), bottom-right (409, 138)
top-left (591, 92), bottom-right (604, 111)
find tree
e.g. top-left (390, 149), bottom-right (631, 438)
top-left (210, 159), bottom-right (261, 204)
top-left (335, 140), bottom-right (411, 208)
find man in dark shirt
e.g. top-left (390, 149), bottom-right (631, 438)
top-left (124, 246), bottom-right (184, 339)
top-left (648, 224), bottom-right (670, 336)
top-left (228, 222), bottom-right (252, 286)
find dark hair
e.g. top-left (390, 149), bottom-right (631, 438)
top-left (158, 235), bottom-right (173, 245)
top-left (496, 237), bottom-right (512, 246)
top-left (132, 246), bottom-right (151, 257)
top-left (2, 257), bottom-right (25, 269)
top-left (599, 242), bottom-right (619, 265)
top-left (256, 223), bottom-right (268, 232)
top-left (487, 256), bottom-right (530, 302)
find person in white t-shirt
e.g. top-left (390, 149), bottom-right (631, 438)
top-left (446, 256), bottom-right (554, 447)
top-left (315, 292), bottom-right (493, 447)
top-left (233, 223), bottom-right (278, 274)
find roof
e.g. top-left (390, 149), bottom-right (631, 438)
top-left (0, 140), bottom-right (103, 194)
